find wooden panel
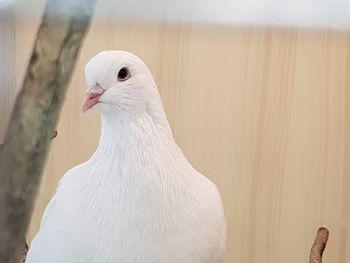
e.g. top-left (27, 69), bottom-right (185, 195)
top-left (7, 5), bottom-right (350, 263)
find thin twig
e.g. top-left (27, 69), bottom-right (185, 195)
top-left (51, 130), bottom-right (58, 139)
top-left (21, 241), bottom-right (28, 263)
top-left (309, 227), bottom-right (329, 263)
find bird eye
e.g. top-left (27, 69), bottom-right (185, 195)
top-left (117, 67), bottom-right (130, 81)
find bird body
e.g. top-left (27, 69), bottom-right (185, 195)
top-left (26, 51), bottom-right (226, 263)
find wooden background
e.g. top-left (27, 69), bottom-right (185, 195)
top-left (1, 1), bottom-right (350, 262)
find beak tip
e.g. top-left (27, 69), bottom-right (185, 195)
top-left (81, 106), bottom-right (88, 113)
top-left (82, 91), bottom-right (103, 113)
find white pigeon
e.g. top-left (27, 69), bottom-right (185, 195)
top-left (26, 50), bottom-right (226, 263)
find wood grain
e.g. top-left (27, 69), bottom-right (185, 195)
top-left (2, 2), bottom-right (350, 262)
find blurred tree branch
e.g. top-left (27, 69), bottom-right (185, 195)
top-left (0, 1), bottom-right (96, 262)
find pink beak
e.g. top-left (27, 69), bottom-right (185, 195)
top-left (82, 85), bottom-right (105, 113)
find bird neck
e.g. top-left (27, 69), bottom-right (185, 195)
top-left (89, 109), bottom-right (181, 166)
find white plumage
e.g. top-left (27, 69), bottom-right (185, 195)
top-left (26, 51), bottom-right (226, 263)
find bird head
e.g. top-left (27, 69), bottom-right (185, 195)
top-left (82, 50), bottom-right (158, 116)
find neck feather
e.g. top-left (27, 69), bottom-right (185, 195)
top-left (89, 110), bottom-right (181, 167)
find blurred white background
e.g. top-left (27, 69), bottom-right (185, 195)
top-left (2, 0), bottom-right (350, 29)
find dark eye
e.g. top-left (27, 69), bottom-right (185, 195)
top-left (117, 67), bottom-right (130, 81)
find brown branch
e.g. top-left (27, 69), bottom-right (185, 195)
top-left (21, 241), bottom-right (28, 263)
top-left (309, 227), bottom-right (329, 263)
top-left (51, 130), bottom-right (58, 139)
top-left (0, 1), bottom-right (96, 263)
